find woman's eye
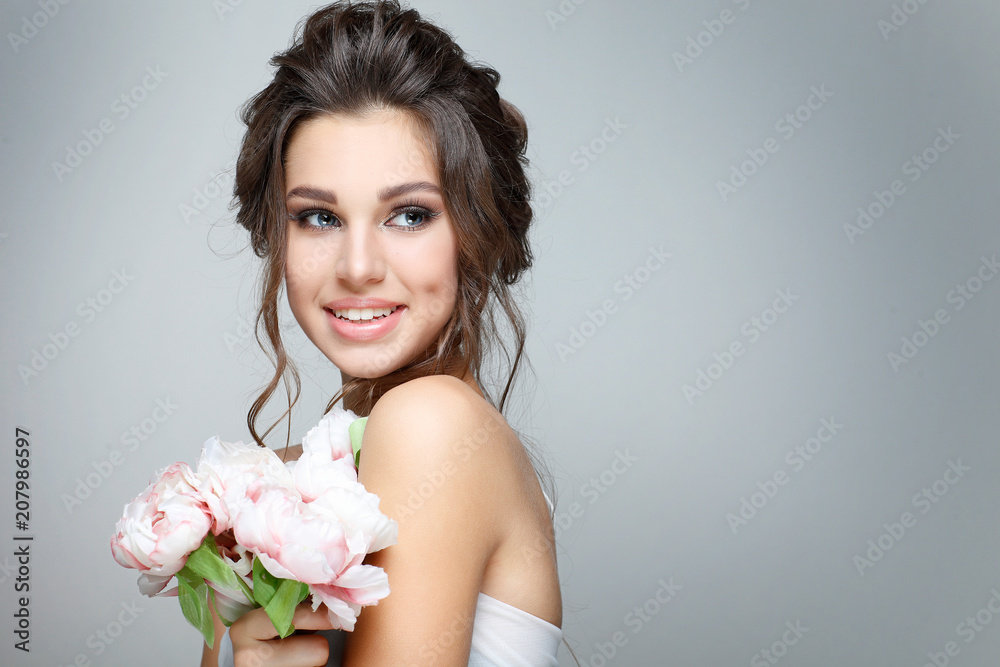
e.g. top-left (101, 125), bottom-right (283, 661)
top-left (298, 211), bottom-right (339, 228)
top-left (388, 209), bottom-right (431, 230)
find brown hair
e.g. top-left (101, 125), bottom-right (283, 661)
top-left (232, 0), bottom-right (535, 444)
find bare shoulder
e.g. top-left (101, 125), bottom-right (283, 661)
top-left (358, 374), bottom-right (528, 526)
top-left (343, 377), bottom-right (529, 660)
top-left (347, 374), bottom-right (561, 653)
top-left (370, 374), bottom-right (498, 429)
top-left (364, 374), bottom-right (517, 468)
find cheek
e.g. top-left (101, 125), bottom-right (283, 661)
top-left (284, 235), bottom-right (326, 313)
top-left (433, 263), bottom-right (460, 325)
top-left (286, 234), bottom-right (335, 289)
top-left (404, 241), bottom-right (458, 310)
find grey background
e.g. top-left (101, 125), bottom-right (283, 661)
top-left (2, 0), bottom-right (999, 665)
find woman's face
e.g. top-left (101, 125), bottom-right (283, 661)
top-left (282, 110), bottom-right (459, 379)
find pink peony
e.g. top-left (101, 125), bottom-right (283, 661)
top-left (195, 435), bottom-right (295, 534)
top-left (289, 446), bottom-right (361, 504)
top-left (307, 468), bottom-right (398, 554)
top-left (231, 479), bottom-right (396, 630)
top-left (300, 407), bottom-right (359, 465)
top-left (308, 563), bottom-right (393, 631)
top-left (137, 573), bottom-right (176, 597)
top-left (110, 462), bottom-right (213, 578)
top-left (111, 407), bottom-right (397, 634)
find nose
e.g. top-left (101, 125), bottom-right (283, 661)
top-left (335, 223), bottom-right (386, 286)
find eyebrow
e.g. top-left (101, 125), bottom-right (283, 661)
top-left (378, 181), bottom-right (441, 201)
top-left (285, 181), bottom-right (441, 203)
top-left (285, 185), bottom-right (337, 203)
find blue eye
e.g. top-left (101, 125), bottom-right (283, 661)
top-left (292, 210), bottom-right (339, 229)
top-left (290, 204), bottom-right (441, 232)
top-left (386, 204), bottom-right (441, 231)
top-left (390, 210), bottom-right (428, 229)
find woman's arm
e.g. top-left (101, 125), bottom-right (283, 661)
top-left (342, 375), bottom-right (508, 666)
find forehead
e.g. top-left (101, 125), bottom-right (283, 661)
top-left (283, 110), bottom-right (438, 191)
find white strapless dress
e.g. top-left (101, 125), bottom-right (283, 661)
top-left (217, 592), bottom-right (561, 666)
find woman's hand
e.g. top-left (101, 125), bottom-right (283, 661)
top-left (229, 603), bottom-right (334, 667)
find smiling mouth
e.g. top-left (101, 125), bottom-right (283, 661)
top-left (328, 305), bottom-right (400, 322)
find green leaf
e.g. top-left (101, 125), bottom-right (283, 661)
top-left (349, 417), bottom-right (367, 467)
top-left (263, 578), bottom-right (310, 638)
top-left (252, 556), bottom-right (279, 607)
top-left (175, 565), bottom-right (201, 590)
top-left (184, 534), bottom-right (241, 590)
top-left (178, 576), bottom-right (215, 648)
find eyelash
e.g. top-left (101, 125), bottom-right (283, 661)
top-left (288, 200), bottom-right (442, 233)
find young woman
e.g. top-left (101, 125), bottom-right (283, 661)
top-left (200, 2), bottom-right (563, 665)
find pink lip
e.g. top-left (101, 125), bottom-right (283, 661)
top-left (325, 304), bottom-right (405, 342)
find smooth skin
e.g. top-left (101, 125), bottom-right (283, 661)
top-left (283, 110), bottom-right (460, 382)
top-left (201, 110), bottom-right (560, 666)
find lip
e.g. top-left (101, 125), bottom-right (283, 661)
top-left (325, 304), bottom-right (405, 342)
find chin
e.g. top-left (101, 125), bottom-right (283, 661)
top-left (334, 342), bottom-right (442, 381)
top-left (332, 350), bottom-right (404, 381)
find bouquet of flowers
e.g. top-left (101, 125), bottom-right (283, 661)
top-left (109, 407), bottom-right (396, 647)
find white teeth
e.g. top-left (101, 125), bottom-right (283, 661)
top-left (332, 305), bottom-right (398, 321)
